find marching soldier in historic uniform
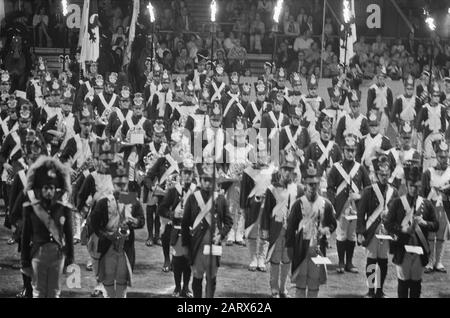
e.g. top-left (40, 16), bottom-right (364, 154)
top-left (148, 70), bottom-right (173, 123)
top-left (9, 131), bottom-right (46, 298)
top-left (327, 134), bottom-right (371, 273)
top-left (391, 75), bottom-right (421, 129)
top-left (0, 106), bottom-right (35, 223)
top-left (421, 138), bottom-right (450, 274)
top-left (144, 62), bottom-right (163, 107)
top-left (357, 154), bottom-right (398, 298)
top-left (141, 124), bottom-right (170, 248)
top-left (286, 160), bottom-right (336, 298)
top-left (304, 117), bottom-right (342, 194)
top-left (223, 117), bottom-right (253, 246)
top-left (440, 77), bottom-right (450, 107)
top-left (220, 72), bottom-right (245, 129)
top-left (240, 141), bottom-right (275, 272)
top-left (36, 78), bottom-right (63, 129)
top-left (157, 155), bottom-right (197, 298)
top-left (260, 97), bottom-right (289, 161)
top-left (261, 152), bottom-right (299, 298)
top-left (367, 66), bottom-right (393, 135)
top-left (335, 90), bottom-right (369, 148)
top-left (387, 121), bottom-right (420, 193)
top-left (416, 82), bottom-right (447, 171)
top-left (90, 162), bottom-right (145, 298)
top-left (321, 86), bottom-right (346, 138)
top-left (21, 156), bottom-right (74, 298)
top-left (77, 138), bottom-right (117, 297)
top-left (287, 73), bottom-right (303, 107)
top-left (0, 70), bottom-right (12, 95)
top-left (0, 97), bottom-right (20, 142)
top-left (268, 69), bottom-right (289, 109)
top-left (74, 61), bottom-right (99, 113)
top-left (243, 81), bottom-right (270, 130)
top-left (181, 157), bottom-right (233, 298)
top-left (279, 103), bottom-right (310, 167)
top-left (300, 74), bottom-right (326, 143)
top-left (209, 64), bottom-right (227, 103)
top-left (384, 163), bottom-right (439, 298)
top-left (60, 109), bottom-right (96, 243)
top-left (356, 110), bottom-right (392, 182)
top-left (92, 77), bottom-right (119, 137)
top-left (105, 86), bottom-right (133, 139)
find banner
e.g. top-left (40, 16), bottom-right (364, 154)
top-left (123, 0), bottom-right (140, 67)
top-left (79, 0), bottom-right (100, 72)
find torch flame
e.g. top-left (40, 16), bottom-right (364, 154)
top-left (62, 0), bottom-right (68, 16)
top-left (148, 2), bottom-right (155, 23)
top-left (343, 0), bottom-right (351, 24)
top-left (425, 16), bottom-right (436, 31)
top-left (273, 0), bottom-right (283, 24)
top-left (211, 0), bottom-right (217, 22)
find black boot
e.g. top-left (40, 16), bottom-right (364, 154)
top-left (336, 240), bottom-right (346, 273)
top-left (192, 277), bottom-right (203, 298)
top-left (365, 258), bottom-right (377, 297)
top-left (181, 256), bottom-right (192, 298)
top-left (375, 258), bottom-right (388, 298)
top-left (172, 256), bottom-right (183, 296)
top-left (206, 277), bottom-right (217, 298)
top-left (397, 279), bottom-right (408, 298)
top-left (161, 224), bottom-right (172, 272)
top-left (345, 240), bottom-right (358, 273)
top-left (409, 280), bottom-right (421, 298)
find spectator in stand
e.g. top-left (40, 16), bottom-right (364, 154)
top-left (303, 15), bottom-right (315, 35)
top-left (162, 50), bottom-right (174, 72)
top-left (372, 34), bottom-right (387, 56)
top-left (297, 7), bottom-right (308, 31)
top-left (326, 55), bottom-right (340, 78)
top-left (363, 59), bottom-right (376, 79)
top-left (257, 0), bottom-right (274, 23)
top-left (216, 31), bottom-right (226, 52)
top-left (322, 43), bottom-right (336, 65)
top-left (323, 17), bottom-right (334, 37)
top-left (224, 32), bottom-right (236, 53)
top-left (173, 39), bottom-right (185, 60)
top-left (402, 55), bottom-right (420, 79)
top-left (300, 65), bottom-right (309, 79)
top-left (110, 5), bottom-right (123, 35)
top-left (160, 8), bottom-right (175, 31)
top-left (111, 26), bottom-right (127, 51)
top-left (391, 38), bottom-right (405, 55)
top-left (226, 0), bottom-right (238, 18)
top-left (288, 50), bottom-right (309, 75)
top-left (379, 51), bottom-right (391, 68)
top-left (406, 31), bottom-right (417, 55)
top-left (387, 59), bottom-right (402, 80)
top-left (177, 6), bottom-right (196, 32)
top-left (174, 47), bottom-right (193, 74)
top-left (283, 14), bottom-right (299, 37)
top-left (156, 41), bottom-right (170, 60)
top-left (293, 30), bottom-right (314, 53)
top-left (229, 49), bottom-right (251, 76)
top-left (232, 13), bottom-right (249, 37)
top-left (305, 41), bottom-right (320, 66)
top-left (249, 13), bottom-right (266, 53)
top-left (33, 6), bottom-right (52, 47)
top-left (228, 38), bottom-right (247, 62)
top-left (416, 43), bottom-right (429, 72)
top-left (354, 35), bottom-right (369, 56)
top-left (276, 41), bottom-right (290, 69)
top-left (186, 37), bottom-right (199, 61)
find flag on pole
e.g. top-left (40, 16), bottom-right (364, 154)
top-left (339, 0), bottom-right (357, 66)
top-left (123, 0), bottom-right (140, 67)
top-left (78, 0), bottom-right (89, 48)
top-left (80, 0), bottom-right (100, 73)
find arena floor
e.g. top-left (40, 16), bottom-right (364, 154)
top-left (1, 215), bottom-right (449, 298)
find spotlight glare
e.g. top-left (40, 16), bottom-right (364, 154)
top-left (273, 0), bottom-right (283, 24)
